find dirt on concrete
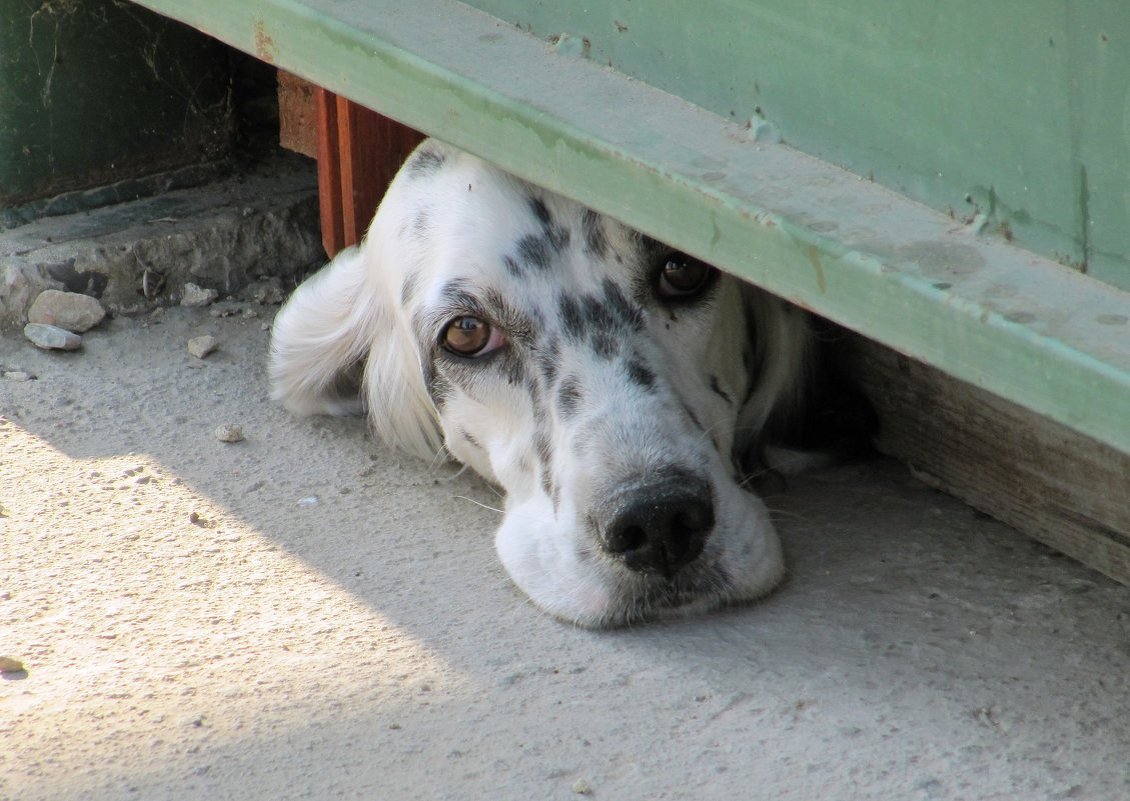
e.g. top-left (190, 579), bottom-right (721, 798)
top-left (2, 305), bottom-right (1130, 800)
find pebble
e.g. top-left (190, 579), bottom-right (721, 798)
top-left (187, 335), bottom-right (219, 359)
top-left (214, 424), bottom-right (244, 443)
top-left (2, 370), bottom-right (33, 381)
top-left (243, 279), bottom-right (284, 305)
top-left (0, 656), bottom-right (25, 674)
top-left (24, 323), bottom-right (82, 350)
top-left (181, 282), bottom-right (219, 307)
top-left (572, 779), bottom-right (593, 795)
top-left (27, 289), bottom-right (106, 332)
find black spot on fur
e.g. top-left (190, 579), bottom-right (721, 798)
top-left (558, 294), bottom-right (586, 341)
top-left (557, 286), bottom-right (641, 360)
top-left (600, 278), bottom-right (643, 331)
top-left (680, 400), bottom-right (705, 432)
top-left (581, 294), bottom-right (616, 333)
top-left (537, 337), bottom-right (561, 385)
top-left (626, 355), bottom-right (656, 390)
top-left (709, 375), bottom-right (733, 406)
top-left (517, 234), bottom-right (552, 271)
top-left (529, 195), bottom-right (552, 226)
top-left (426, 371), bottom-right (453, 410)
top-left (504, 354), bottom-right (527, 387)
top-left (547, 225), bottom-right (571, 252)
top-left (503, 254), bottom-right (523, 278)
top-left (557, 375), bottom-right (583, 417)
top-left (459, 429), bottom-right (481, 450)
top-left (407, 148), bottom-right (446, 176)
top-left (535, 429), bottom-right (554, 498)
top-left (535, 428), bottom-right (552, 468)
top-left (527, 195), bottom-right (570, 252)
top-left (437, 278), bottom-right (474, 308)
top-left (592, 332), bottom-right (619, 360)
top-left (400, 273), bottom-right (420, 307)
top-left (582, 210), bottom-right (608, 257)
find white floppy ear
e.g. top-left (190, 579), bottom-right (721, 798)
top-left (270, 245), bottom-right (373, 418)
top-left (359, 291), bottom-right (445, 462)
top-left (269, 237), bottom-right (445, 462)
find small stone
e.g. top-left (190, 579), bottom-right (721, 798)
top-left (181, 282), bottom-right (219, 307)
top-left (28, 289), bottom-right (106, 332)
top-left (0, 656), bottom-right (25, 673)
top-left (572, 779), bottom-right (593, 795)
top-left (2, 370), bottom-right (33, 381)
top-left (242, 278), bottom-right (284, 305)
top-left (24, 323), bottom-right (82, 351)
top-left (214, 424), bottom-right (244, 443)
top-left (187, 335), bottom-right (219, 359)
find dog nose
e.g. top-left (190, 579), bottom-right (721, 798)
top-left (601, 481), bottom-right (714, 579)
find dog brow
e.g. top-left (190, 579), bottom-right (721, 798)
top-left (414, 279), bottom-right (535, 345)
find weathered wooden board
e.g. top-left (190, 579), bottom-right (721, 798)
top-left (843, 334), bottom-right (1130, 586)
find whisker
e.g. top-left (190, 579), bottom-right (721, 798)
top-left (426, 446), bottom-right (454, 474)
top-left (764, 507), bottom-right (815, 524)
top-left (450, 494), bottom-right (558, 529)
top-left (451, 495), bottom-right (505, 516)
top-left (431, 462), bottom-right (472, 482)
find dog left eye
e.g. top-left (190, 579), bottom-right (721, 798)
top-left (441, 316), bottom-right (505, 357)
top-left (657, 254), bottom-right (715, 298)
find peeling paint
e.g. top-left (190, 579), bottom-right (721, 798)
top-left (806, 244), bottom-right (826, 293)
top-left (254, 19), bottom-right (278, 63)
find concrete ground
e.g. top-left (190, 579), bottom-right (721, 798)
top-left (3, 304), bottom-right (1130, 801)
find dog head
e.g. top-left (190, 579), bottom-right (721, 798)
top-left (272, 141), bottom-right (814, 627)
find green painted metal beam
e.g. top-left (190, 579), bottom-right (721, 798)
top-left (127, 0), bottom-right (1130, 455)
top-left (466, 0), bottom-right (1130, 295)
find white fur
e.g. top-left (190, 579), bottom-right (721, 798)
top-left (270, 140), bottom-right (812, 628)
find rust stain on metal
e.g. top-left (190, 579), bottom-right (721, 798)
top-left (254, 19), bottom-right (279, 63)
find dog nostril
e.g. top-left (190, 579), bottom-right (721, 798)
top-left (605, 523), bottom-right (648, 556)
top-left (602, 485), bottom-right (713, 579)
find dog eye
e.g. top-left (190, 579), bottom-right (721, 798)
top-left (441, 316), bottom-right (505, 357)
top-left (657, 254), bottom-right (715, 298)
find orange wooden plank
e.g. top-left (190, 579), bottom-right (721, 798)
top-left (315, 87), bottom-right (346, 258)
top-left (337, 98), bottom-right (425, 248)
top-left (314, 87), bottom-right (425, 258)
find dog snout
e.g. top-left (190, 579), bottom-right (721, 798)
top-left (599, 476), bottom-right (714, 579)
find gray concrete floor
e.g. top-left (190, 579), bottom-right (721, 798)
top-left (3, 306), bottom-right (1129, 801)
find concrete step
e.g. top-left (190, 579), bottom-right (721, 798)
top-left (1, 154), bottom-right (322, 329)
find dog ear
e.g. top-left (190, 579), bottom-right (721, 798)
top-left (359, 299), bottom-right (446, 462)
top-left (735, 286), bottom-right (815, 443)
top-left (269, 244), bottom-right (445, 461)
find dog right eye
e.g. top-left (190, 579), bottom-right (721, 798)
top-left (441, 316), bottom-right (505, 357)
top-left (655, 252), bottom-right (716, 300)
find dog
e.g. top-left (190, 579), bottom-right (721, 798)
top-left (270, 139), bottom-right (867, 628)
